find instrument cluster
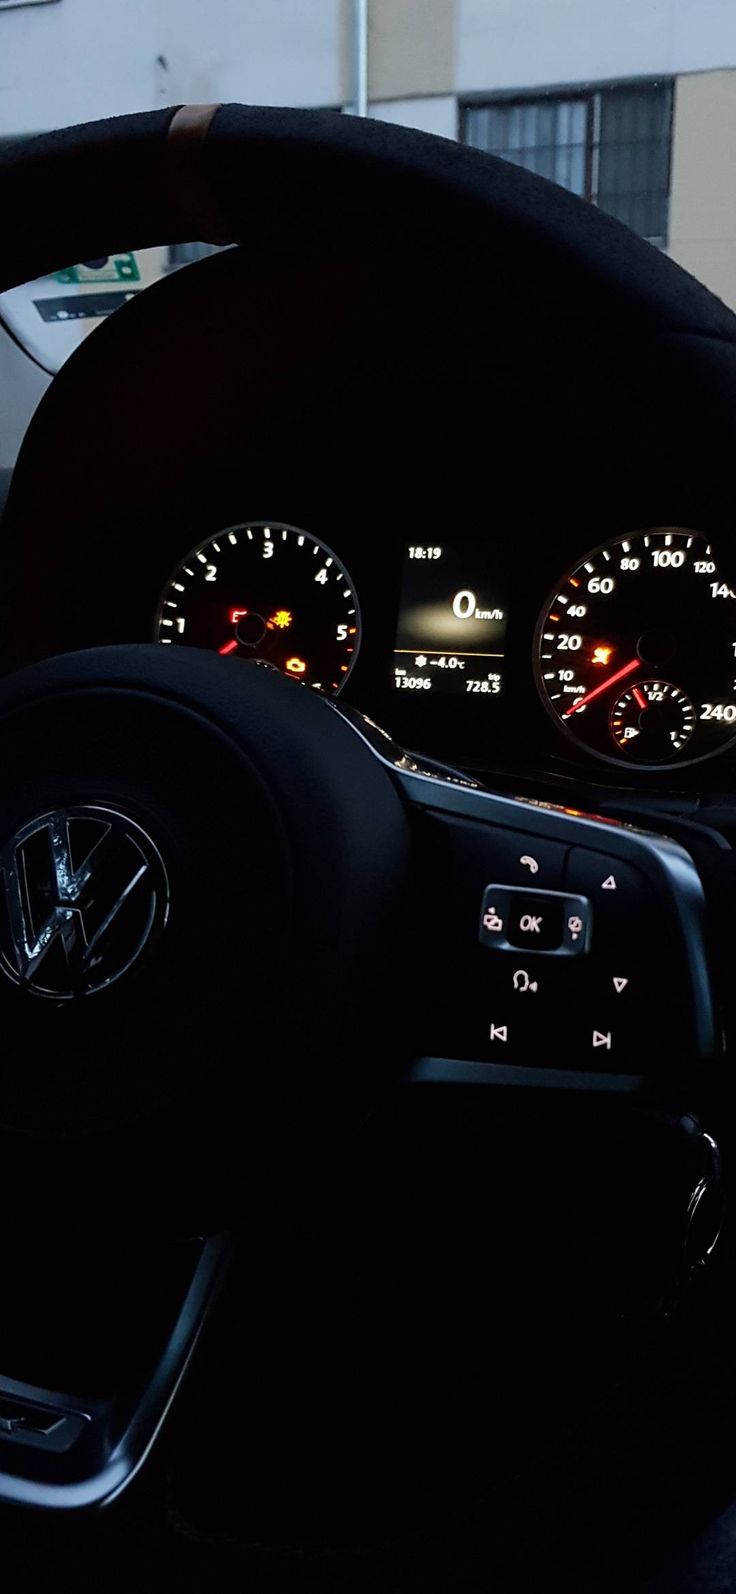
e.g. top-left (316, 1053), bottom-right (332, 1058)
top-left (152, 519), bottom-right (736, 776)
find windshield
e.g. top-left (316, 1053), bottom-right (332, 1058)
top-left (0, 1), bottom-right (733, 444)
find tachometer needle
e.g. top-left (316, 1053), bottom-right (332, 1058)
top-left (219, 640), bottom-right (239, 656)
top-left (563, 657), bottom-right (639, 717)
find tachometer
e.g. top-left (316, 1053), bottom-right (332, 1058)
top-left (155, 522), bottom-right (361, 695)
top-left (534, 528), bottom-right (736, 766)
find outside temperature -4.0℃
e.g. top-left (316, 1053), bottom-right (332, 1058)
top-left (393, 542), bottom-right (509, 697)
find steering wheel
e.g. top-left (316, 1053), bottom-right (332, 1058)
top-left (0, 105), bottom-right (732, 1528)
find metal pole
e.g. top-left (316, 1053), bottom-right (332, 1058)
top-left (354, 0), bottom-right (368, 117)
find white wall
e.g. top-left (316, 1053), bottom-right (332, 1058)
top-left (457, 0), bottom-right (736, 94)
top-left (6, 0), bottom-right (736, 139)
top-left (369, 95), bottom-right (457, 139)
top-left (0, 0), bottom-right (345, 136)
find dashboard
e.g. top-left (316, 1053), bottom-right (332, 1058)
top-left (4, 486), bottom-right (736, 796)
top-left (4, 236), bottom-right (736, 809)
top-left (144, 517), bottom-right (736, 777)
top-left (57, 510), bottom-right (736, 787)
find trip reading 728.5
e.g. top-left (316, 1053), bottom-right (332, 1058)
top-left (393, 541), bottom-right (509, 699)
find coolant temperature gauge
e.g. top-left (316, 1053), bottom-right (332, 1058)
top-left (609, 680), bottom-right (696, 761)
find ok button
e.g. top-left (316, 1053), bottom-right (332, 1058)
top-left (506, 893), bottom-right (564, 951)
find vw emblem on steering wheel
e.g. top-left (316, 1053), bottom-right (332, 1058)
top-left (0, 805), bottom-right (169, 1000)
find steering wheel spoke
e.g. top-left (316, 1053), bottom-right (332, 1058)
top-left (0, 1234), bottom-right (232, 1509)
top-left (385, 761), bottom-right (719, 1096)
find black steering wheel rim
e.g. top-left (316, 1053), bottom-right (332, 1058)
top-left (2, 100), bottom-right (735, 346)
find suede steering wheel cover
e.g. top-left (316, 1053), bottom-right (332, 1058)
top-left (2, 102), bottom-right (736, 349)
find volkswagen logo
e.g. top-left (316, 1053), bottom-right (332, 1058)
top-left (0, 805), bottom-right (169, 999)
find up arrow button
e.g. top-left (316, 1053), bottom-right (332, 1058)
top-left (613, 976), bottom-right (628, 994)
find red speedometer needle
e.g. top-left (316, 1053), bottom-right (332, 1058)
top-left (219, 639), bottom-right (239, 656)
top-left (563, 657), bottom-right (639, 718)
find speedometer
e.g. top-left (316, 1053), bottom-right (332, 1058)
top-left (155, 522), bottom-right (361, 695)
top-left (534, 528), bottom-right (736, 767)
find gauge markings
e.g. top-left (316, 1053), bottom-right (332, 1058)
top-left (154, 522), bottom-right (361, 697)
top-left (535, 527), bottom-right (736, 768)
top-left (610, 681), bottom-right (696, 758)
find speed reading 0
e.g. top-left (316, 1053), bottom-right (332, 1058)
top-left (534, 527), bottom-right (736, 766)
top-left (393, 541), bottom-right (509, 698)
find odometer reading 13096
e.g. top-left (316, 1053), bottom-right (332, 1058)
top-left (534, 528), bottom-right (736, 767)
top-left (393, 541), bottom-right (508, 697)
top-left (155, 522), bottom-right (361, 695)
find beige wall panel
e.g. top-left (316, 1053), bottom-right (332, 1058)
top-left (369, 0), bottom-right (456, 100)
top-left (667, 240), bottom-right (736, 313)
top-left (668, 69), bottom-right (736, 311)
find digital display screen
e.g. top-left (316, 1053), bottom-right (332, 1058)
top-left (393, 543), bottom-right (509, 698)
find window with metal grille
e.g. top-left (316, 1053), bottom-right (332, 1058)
top-left (462, 80), bottom-right (673, 247)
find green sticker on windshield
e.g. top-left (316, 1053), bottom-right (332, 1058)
top-left (55, 254), bottom-right (140, 285)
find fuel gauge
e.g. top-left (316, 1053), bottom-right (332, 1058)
top-left (609, 681), bottom-right (696, 762)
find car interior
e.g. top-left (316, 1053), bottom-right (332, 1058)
top-left (3, 102), bottom-right (736, 1592)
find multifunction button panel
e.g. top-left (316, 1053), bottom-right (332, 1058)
top-left (414, 805), bottom-right (712, 1076)
top-left (479, 885), bottom-right (592, 955)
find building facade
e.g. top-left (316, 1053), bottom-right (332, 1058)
top-left (2, 0), bottom-right (736, 458)
top-left (2, 0), bottom-right (736, 304)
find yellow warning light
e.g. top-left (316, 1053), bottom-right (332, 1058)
top-left (285, 657), bottom-right (307, 675)
top-left (269, 609), bottom-right (293, 630)
top-left (592, 644), bottom-right (614, 666)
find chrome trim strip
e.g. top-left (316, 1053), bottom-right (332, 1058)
top-left (0, 1234), bottom-right (233, 1510)
top-left (406, 1056), bottom-right (648, 1094)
